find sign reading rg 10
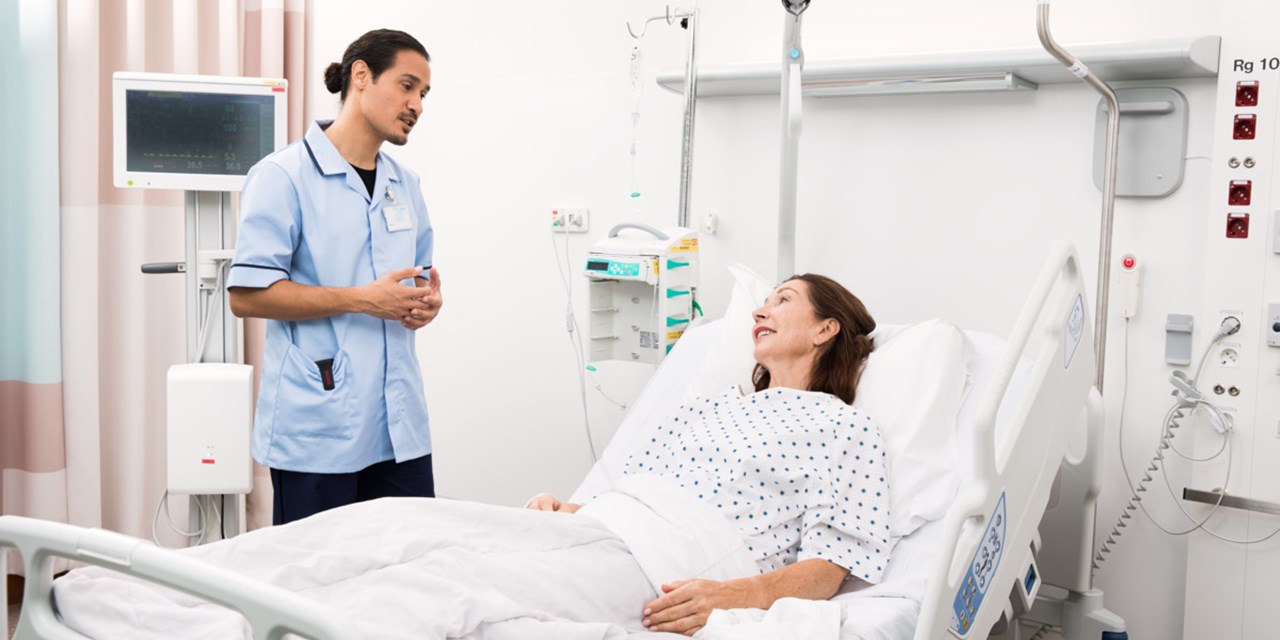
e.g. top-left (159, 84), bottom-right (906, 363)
top-left (1235, 58), bottom-right (1280, 73)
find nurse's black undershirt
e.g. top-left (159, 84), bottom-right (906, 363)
top-left (351, 163), bottom-right (376, 197)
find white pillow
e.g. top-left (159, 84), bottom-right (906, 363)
top-left (689, 264), bottom-right (972, 539)
top-left (684, 263), bottom-right (774, 401)
top-left (857, 320), bottom-right (972, 538)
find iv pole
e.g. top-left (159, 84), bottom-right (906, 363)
top-left (1021, 2), bottom-right (1128, 639)
top-left (1037, 0), bottom-right (1120, 393)
top-left (777, 0), bottom-right (811, 281)
top-left (627, 6), bottom-right (700, 227)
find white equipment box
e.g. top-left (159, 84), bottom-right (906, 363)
top-left (167, 363), bottom-right (253, 495)
top-left (585, 224), bottom-right (699, 365)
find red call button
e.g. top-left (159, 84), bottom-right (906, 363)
top-left (1121, 255), bottom-right (1136, 270)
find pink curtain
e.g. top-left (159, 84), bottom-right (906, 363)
top-left (3, 0), bottom-right (306, 577)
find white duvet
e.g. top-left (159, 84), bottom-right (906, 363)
top-left (55, 496), bottom-right (669, 640)
top-left (53, 475), bottom-right (895, 640)
top-left (52, 473), bottom-right (921, 637)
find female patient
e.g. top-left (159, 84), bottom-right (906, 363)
top-left (527, 274), bottom-right (891, 636)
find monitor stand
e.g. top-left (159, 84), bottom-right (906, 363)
top-left (184, 191), bottom-right (245, 543)
top-left (143, 191), bottom-right (246, 545)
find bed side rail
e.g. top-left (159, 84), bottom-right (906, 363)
top-left (914, 241), bottom-right (1097, 639)
top-left (1035, 385), bottom-right (1104, 594)
top-left (0, 515), bottom-right (360, 640)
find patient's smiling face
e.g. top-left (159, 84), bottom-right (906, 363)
top-left (751, 279), bottom-right (839, 388)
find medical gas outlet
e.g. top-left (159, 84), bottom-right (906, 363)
top-left (551, 207), bottom-right (590, 233)
top-left (585, 224), bottom-right (698, 365)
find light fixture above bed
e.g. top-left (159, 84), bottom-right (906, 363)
top-left (801, 71), bottom-right (1037, 97)
top-left (655, 36), bottom-right (1219, 98)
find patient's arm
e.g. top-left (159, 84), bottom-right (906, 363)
top-left (641, 558), bottom-right (850, 636)
top-left (523, 493), bottom-right (581, 513)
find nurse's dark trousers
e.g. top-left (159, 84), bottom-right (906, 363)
top-left (270, 454), bottom-right (435, 525)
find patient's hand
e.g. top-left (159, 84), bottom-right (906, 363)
top-left (523, 493), bottom-right (581, 513)
top-left (642, 579), bottom-right (755, 636)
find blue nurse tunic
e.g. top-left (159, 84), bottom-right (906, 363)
top-left (228, 119), bottom-right (434, 473)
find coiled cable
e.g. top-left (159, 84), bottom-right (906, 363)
top-left (1096, 316), bottom-right (1279, 571)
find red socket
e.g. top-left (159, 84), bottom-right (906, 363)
top-left (1226, 213), bottom-right (1250, 239)
top-left (1228, 180), bottom-right (1252, 206)
top-left (1237, 81), bottom-right (1259, 107)
top-left (1235, 114), bottom-right (1257, 140)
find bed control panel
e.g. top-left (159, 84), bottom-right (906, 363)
top-left (950, 492), bottom-right (1007, 637)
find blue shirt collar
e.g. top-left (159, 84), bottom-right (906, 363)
top-left (304, 119), bottom-right (403, 185)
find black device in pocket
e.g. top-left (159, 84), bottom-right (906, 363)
top-left (315, 359), bottom-right (336, 391)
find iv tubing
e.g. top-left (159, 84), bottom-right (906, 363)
top-left (677, 8), bottom-right (699, 228)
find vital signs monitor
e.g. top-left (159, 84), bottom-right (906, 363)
top-left (113, 72), bottom-right (288, 191)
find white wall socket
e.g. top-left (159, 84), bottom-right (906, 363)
top-left (551, 207), bottom-right (590, 233)
top-left (1218, 346), bottom-right (1240, 368)
top-left (701, 211), bottom-right (719, 235)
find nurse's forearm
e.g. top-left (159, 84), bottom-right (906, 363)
top-left (230, 280), bottom-right (372, 321)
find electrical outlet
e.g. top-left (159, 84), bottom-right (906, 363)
top-left (1228, 180), bottom-right (1252, 206)
top-left (1234, 114), bottom-right (1257, 140)
top-left (1237, 81), bottom-right (1259, 107)
top-left (1218, 346), bottom-right (1240, 368)
top-left (701, 211), bottom-right (719, 235)
top-left (551, 207), bottom-right (590, 233)
top-left (1226, 212), bottom-right (1250, 238)
top-left (1219, 311), bottom-right (1244, 340)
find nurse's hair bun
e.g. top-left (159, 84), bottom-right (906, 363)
top-left (324, 62), bottom-right (345, 94)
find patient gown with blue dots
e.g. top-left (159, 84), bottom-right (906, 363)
top-left (620, 387), bottom-right (892, 585)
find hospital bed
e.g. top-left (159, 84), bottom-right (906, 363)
top-left (0, 241), bottom-right (1099, 639)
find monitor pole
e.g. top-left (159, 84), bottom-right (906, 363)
top-left (184, 190), bottom-right (243, 542)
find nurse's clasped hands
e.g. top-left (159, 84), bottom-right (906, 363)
top-left (359, 266), bottom-right (441, 328)
top-left (401, 267), bottom-right (442, 330)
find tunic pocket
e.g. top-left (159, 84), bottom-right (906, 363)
top-left (274, 345), bottom-right (355, 440)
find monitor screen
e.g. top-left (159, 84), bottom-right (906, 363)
top-left (114, 72), bottom-right (288, 191)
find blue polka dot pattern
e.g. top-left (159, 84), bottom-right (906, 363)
top-left (621, 387), bottom-right (892, 584)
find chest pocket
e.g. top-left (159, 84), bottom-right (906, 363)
top-left (374, 202), bottom-right (418, 271)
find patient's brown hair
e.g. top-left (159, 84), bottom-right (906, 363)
top-left (752, 274), bottom-right (876, 404)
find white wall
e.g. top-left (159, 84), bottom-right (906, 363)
top-left (310, 2), bottom-right (1227, 638)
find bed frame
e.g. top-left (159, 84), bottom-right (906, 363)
top-left (914, 242), bottom-right (1108, 639)
top-left (0, 516), bottom-right (355, 639)
top-left (2, 242), bottom-right (1106, 640)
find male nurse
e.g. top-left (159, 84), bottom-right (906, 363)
top-left (228, 29), bottom-right (440, 525)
